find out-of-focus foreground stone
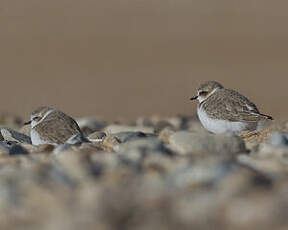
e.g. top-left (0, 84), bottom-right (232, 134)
top-left (0, 115), bottom-right (285, 230)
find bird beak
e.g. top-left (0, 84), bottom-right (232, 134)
top-left (24, 120), bottom-right (32, 126)
top-left (190, 96), bottom-right (198, 100)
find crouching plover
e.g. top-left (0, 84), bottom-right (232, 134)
top-left (24, 106), bottom-right (84, 146)
top-left (190, 81), bottom-right (273, 134)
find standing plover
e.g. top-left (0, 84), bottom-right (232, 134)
top-left (190, 81), bottom-right (273, 134)
top-left (24, 106), bottom-right (84, 146)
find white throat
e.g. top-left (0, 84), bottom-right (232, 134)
top-left (31, 109), bottom-right (55, 129)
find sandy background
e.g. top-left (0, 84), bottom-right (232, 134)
top-left (0, 0), bottom-right (287, 120)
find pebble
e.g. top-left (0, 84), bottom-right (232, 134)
top-left (1, 128), bottom-right (32, 144)
top-left (0, 142), bottom-right (28, 155)
top-left (21, 144), bottom-right (55, 154)
top-left (153, 120), bottom-right (174, 134)
top-left (88, 131), bottom-right (106, 142)
top-left (111, 131), bottom-right (154, 143)
top-left (65, 133), bottom-right (90, 145)
top-left (267, 131), bottom-right (288, 147)
top-left (169, 131), bottom-right (247, 155)
top-left (104, 124), bottom-right (154, 134)
top-left (158, 127), bottom-right (175, 144)
top-left (0, 115), bottom-right (285, 230)
top-left (76, 117), bottom-right (106, 136)
top-left (53, 134), bottom-right (90, 154)
top-left (118, 137), bottom-right (173, 156)
top-left (102, 136), bottom-right (121, 151)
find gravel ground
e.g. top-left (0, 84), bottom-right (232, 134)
top-left (0, 113), bottom-right (286, 230)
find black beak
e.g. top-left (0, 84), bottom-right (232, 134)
top-left (24, 120), bottom-right (32, 126)
top-left (190, 96), bottom-right (198, 100)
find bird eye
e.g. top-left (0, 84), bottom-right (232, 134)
top-left (33, 116), bottom-right (41, 121)
top-left (199, 91), bottom-right (208, 96)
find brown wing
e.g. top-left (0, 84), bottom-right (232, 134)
top-left (34, 110), bottom-right (82, 144)
top-left (202, 89), bottom-right (271, 122)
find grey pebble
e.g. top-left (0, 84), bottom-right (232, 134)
top-left (1, 128), bottom-right (31, 144)
top-left (267, 132), bottom-right (288, 147)
top-left (169, 131), bottom-right (247, 155)
top-left (111, 131), bottom-right (155, 143)
top-left (0, 142), bottom-right (28, 155)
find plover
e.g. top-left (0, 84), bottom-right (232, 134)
top-left (190, 81), bottom-right (273, 134)
top-left (24, 106), bottom-right (84, 146)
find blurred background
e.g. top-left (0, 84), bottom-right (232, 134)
top-left (0, 0), bottom-right (287, 120)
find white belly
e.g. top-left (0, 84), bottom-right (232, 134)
top-left (31, 129), bottom-right (54, 146)
top-left (197, 107), bottom-right (253, 134)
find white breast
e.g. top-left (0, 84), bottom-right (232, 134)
top-left (30, 129), bottom-right (55, 146)
top-left (197, 107), bottom-right (251, 134)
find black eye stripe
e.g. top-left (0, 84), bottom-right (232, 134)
top-left (199, 91), bottom-right (208, 96)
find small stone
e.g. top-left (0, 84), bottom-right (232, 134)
top-left (237, 154), bottom-right (288, 175)
top-left (88, 131), bottom-right (106, 142)
top-left (35, 144), bottom-right (55, 153)
top-left (8, 144), bottom-right (29, 155)
top-left (103, 136), bottom-right (121, 151)
top-left (66, 133), bottom-right (90, 145)
top-left (169, 131), bottom-right (247, 155)
top-left (267, 132), bottom-right (288, 147)
top-left (54, 142), bottom-right (104, 155)
top-left (77, 117), bottom-right (106, 136)
top-left (21, 143), bottom-right (38, 153)
top-left (166, 116), bottom-right (184, 130)
top-left (154, 120), bottom-right (174, 134)
top-left (104, 125), bottom-right (154, 134)
top-left (0, 143), bottom-right (11, 156)
top-left (171, 155), bottom-right (235, 189)
top-left (78, 143), bottom-right (104, 154)
top-left (115, 138), bottom-right (173, 166)
top-left (158, 128), bottom-right (175, 144)
top-left (0, 142), bottom-right (28, 156)
top-left (54, 150), bottom-right (92, 181)
top-left (187, 120), bottom-right (207, 133)
top-left (142, 153), bottom-right (176, 176)
top-left (167, 115), bottom-right (195, 130)
top-left (54, 134), bottom-right (91, 154)
top-left (21, 144), bottom-right (54, 154)
top-left (257, 144), bottom-right (288, 159)
top-left (111, 132), bottom-right (154, 143)
top-left (54, 144), bottom-right (73, 154)
top-left (118, 137), bottom-right (172, 156)
top-left (1, 128), bottom-right (32, 144)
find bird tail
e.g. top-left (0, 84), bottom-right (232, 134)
top-left (259, 113), bottom-right (273, 120)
